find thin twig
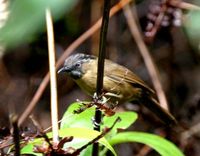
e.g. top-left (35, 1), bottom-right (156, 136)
top-left (123, 4), bottom-right (169, 110)
top-left (92, 1), bottom-right (111, 156)
top-left (169, 0), bottom-right (200, 11)
top-left (45, 8), bottom-right (59, 143)
top-left (18, 0), bottom-right (132, 126)
top-left (43, 113), bottom-right (74, 132)
top-left (181, 122), bottom-right (200, 141)
top-left (29, 115), bottom-right (43, 132)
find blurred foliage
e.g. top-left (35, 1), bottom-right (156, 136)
top-left (185, 10), bottom-right (200, 53)
top-left (0, 0), bottom-right (78, 48)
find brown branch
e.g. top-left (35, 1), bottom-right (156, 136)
top-left (181, 122), bottom-right (200, 141)
top-left (169, 0), bottom-right (200, 11)
top-left (123, 4), bottom-right (169, 111)
top-left (18, 0), bottom-right (132, 126)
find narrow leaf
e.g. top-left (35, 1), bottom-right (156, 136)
top-left (109, 132), bottom-right (184, 156)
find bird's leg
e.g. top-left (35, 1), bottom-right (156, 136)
top-left (73, 92), bottom-right (112, 114)
top-left (93, 92), bottom-right (115, 116)
top-left (93, 92), bottom-right (110, 104)
top-left (74, 92), bottom-right (117, 116)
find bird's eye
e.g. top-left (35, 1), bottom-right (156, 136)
top-left (75, 62), bottom-right (81, 67)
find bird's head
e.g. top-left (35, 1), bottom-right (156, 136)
top-left (58, 53), bottom-right (95, 79)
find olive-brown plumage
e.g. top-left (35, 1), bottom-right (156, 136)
top-left (58, 53), bottom-right (176, 125)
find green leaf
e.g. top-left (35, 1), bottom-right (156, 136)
top-left (0, 0), bottom-right (78, 48)
top-left (59, 102), bottom-right (137, 155)
top-left (21, 144), bottom-right (43, 156)
top-left (60, 102), bottom-right (138, 134)
top-left (21, 128), bottom-right (116, 156)
top-left (109, 132), bottom-right (184, 156)
top-left (58, 128), bottom-right (116, 156)
top-left (60, 102), bottom-right (95, 129)
top-left (102, 111), bottom-right (137, 136)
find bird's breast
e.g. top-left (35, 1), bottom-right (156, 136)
top-left (75, 69), bottom-right (97, 96)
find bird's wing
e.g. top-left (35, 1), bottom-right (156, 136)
top-left (104, 59), bottom-right (155, 94)
top-left (104, 60), bottom-right (177, 125)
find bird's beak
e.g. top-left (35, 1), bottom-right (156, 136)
top-left (57, 67), bottom-right (66, 74)
top-left (58, 66), bottom-right (72, 74)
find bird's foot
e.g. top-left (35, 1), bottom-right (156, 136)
top-left (93, 92), bottom-right (115, 116)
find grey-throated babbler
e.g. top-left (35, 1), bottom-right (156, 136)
top-left (58, 53), bottom-right (176, 125)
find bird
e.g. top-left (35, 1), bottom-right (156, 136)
top-left (58, 53), bottom-right (176, 125)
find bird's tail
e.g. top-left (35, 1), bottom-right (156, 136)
top-left (141, 93), bottom-right (177, 125)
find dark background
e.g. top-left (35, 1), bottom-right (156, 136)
top-left (0, 0), bottom-right (199, 155)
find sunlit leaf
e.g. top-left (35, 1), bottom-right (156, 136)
top-left (60, 102), bottom-right (95, 129)
top-left (21, 144), bottom-right (43, 156)
top-left (109, 132), bottom-right (184, 156)
top-left (102, 111), bottom-right (137, 136)
top-left (60, 102), bottom-right (138, 136)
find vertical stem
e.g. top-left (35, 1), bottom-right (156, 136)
top-left (12, 116), bottom-right (20, 156)
top-left (92, 0), bottom-right (111, 156)
top-left (46, 8), bottom-right (59, 143)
